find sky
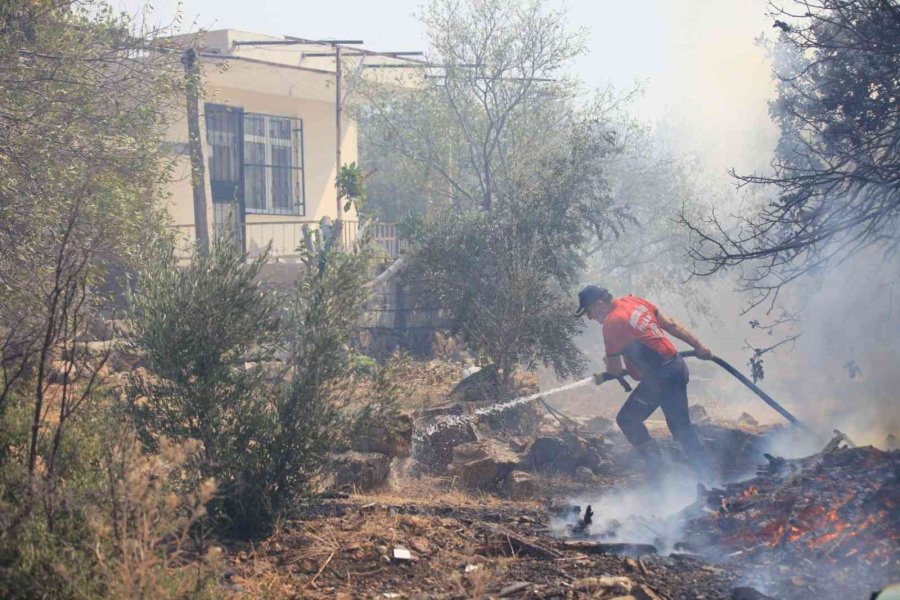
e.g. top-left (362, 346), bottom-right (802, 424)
top-left (118, 0), bottom-right (780, 173)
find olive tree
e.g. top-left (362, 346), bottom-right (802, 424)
top-left (357, 0), bottom-right (636, 382)
top-left (0, 0), bottom-right (180, 484)
top-left (683, 0), bottom-right (900, 307)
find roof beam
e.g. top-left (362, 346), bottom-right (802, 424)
top-left (234, 39), bottom-right (364, 46)
top-left (303, 51), bottom-right (424, 57)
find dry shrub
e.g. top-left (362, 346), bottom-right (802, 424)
top-left (88, 431), bottom-right (221, 599)
top-left (0, 397), bottom-right (221, 599)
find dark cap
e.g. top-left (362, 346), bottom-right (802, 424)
top-left (575, 285), bottom-right (612, 317)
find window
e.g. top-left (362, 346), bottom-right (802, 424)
top-left (205, 105), bottom-right (305, 216)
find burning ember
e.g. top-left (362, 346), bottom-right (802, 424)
top-left (681, 435), bottom-right (899, 598)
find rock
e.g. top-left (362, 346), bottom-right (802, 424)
top-left (583, 416), bottom-right (615, 434)
top-left (461, 364), bottom-right (481, 378)
top-left (883, 434), bottom-right (899, 450)
top-left (737, 412), bottom-right (759, 428)
top-left (529, 436), bottom-right (575, 473)
top-left (573, 576), bottom-right (634, 594)
top-left (696, 424), bottom-right (765, 475)
top-left (503, 470), bottom-right (538, 499)
top-left (352, 412), bottom-right (413, 458)
top-left (528, 432), bottom-right (611, 475)
top-left (688, 404), bottom-right (709, 423)
top-left (413, 410), bottom-right (478, 474)
top-left (574, 466), bottom-right (595, 483)
top-left (448, 439), bottom-right (520, 490)
top-left (409, 536), bottom-right (432, 555)
top-left (331, 451), bottom-right (390, 491)
top-left (479, 401), bottom-right (543, 438)
top-left (449, 364), bottom-right (504, 402)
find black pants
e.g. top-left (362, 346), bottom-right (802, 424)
top-left (615, 355), bottom-right (706, 464)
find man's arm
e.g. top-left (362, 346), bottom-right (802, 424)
top-left (657, 311), bottom-right (712, 359)
top-left (605, 354), bottom-right (624, 376)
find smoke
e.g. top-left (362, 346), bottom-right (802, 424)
top-left (551, 466), bottom-right (701, 552)
top-left (760, 248), bottom-right (900, 448)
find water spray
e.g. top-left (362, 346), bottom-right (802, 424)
top-left (415, 352), bottom-right (811, 442)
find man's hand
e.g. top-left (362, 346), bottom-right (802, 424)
top-left (694, 344), bottom-right (713, 360)
top-left (594, 371), bottom-right (633, 392)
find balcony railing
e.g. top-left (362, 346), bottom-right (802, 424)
top-left (171, 219), bottom-right (401, 262)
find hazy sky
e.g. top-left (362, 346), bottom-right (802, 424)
top-left (119, 0), bottom-right (780, 172)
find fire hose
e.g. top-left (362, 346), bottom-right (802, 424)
top-left (596, 351), bottom-right (811, 433)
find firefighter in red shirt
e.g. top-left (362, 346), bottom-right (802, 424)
top-left (575, 285), bottom-right (713, 474)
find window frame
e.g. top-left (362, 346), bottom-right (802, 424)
top-left (242, 112), bottom-right (306, 217)
top-left (204, 105), bottom-right (306, 217)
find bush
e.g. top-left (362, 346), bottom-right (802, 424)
top-left (0, 391), bottom-right (220, 599)
top-left (266, 244), bottom-right (375, 509)
top-left (406, 206), bottom-right (586, 388)
top-left (127, 233), bottom-right (375, 535)
top-left (126, 234), bottom-right (279, 534)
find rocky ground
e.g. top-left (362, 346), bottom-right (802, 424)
top-left (66, 335), bottom-right (894, 600)
top-left (220, 480), bottom-right (746, 599)
top-left (204, 359), bottom-right (899, 599)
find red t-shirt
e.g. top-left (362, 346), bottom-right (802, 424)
top-left (602, 295), bottom-right (676, 380)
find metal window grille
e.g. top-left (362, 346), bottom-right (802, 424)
top-left (204, 105), bottom-right (305, 216)
top-left (243, 113), bottom-right (305, 216)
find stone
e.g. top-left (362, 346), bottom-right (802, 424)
top-left (409, 536), bottom-right (432, 555)
top-left (503, 470), bottom-right (539, 499)
top-left (449, 364), bottom-right (504, 402)
top-left (737, 412), bottom-right (759, 428)
top-left (574, 466), bottom-right (595, 483)
top-left (582, 416), bottom-right (615, 434)
top-left (688, 404), bottom-right (709, 423)
top-left (352, 412), bottom-right (413, 458)
top-left (413, 410), bottom-right (478, 474)
top-left (331, 451), bottom-right (390, 491)
top-left (528, 432), bottom-right (611, 475)
top-left (448, 439), bottom-right (520, 490)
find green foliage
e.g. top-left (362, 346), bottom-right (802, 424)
top-left (357, 0), bottom-right (639, 380)
top-left (350, 353), bottom-right (379, 376)
top-left (126, 233), bottom-right (279, 535)
top-left (407, 206), bottom-right (585, 384)
top-left (355, 0), bottom-right (639, 221)
top-left (0, 0), bottom-right (179, 477)
top-left (340, 353), bottom-right (410, 452)
top-left (0, 390), bottom-right (220, 600)
top-left (336, 162), bottom-right (368, 213)
top-left (269, 243), bottom-right (375, 502)
top-left (127, 233), bottom-right (375, 536)
top-left (0, 0), bottom-right (178, 343)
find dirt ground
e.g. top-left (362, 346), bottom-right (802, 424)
top-left (221, 478), bottom-right (741, 600)
top-left (216, 360), bottom-right (896, 599)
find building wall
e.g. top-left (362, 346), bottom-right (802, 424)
top-left (163, 49), bottom-right (358, 259)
